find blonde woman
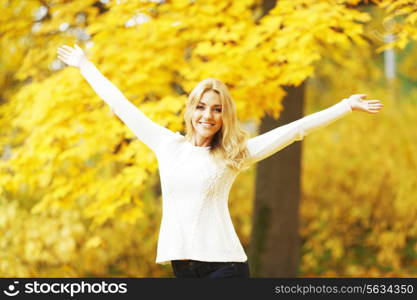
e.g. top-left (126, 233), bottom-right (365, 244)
top-left (57, 44), bottom-right (384, 278)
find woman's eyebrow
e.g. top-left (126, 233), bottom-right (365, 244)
top-left (198, 101), bottom-right (222, 107)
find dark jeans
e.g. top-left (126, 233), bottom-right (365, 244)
top-left (171, 259), bottom-right (250, 278)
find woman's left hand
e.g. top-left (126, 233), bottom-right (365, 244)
top-left (347, 94), bottom-right (384, 114)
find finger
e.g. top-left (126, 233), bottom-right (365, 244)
top-left (57, 53), bottom-right (69, 61)
top-left (57, 55), bottom-right (68, 64)
top-left (365, 101), bottom-right (384, 109)
top-left (57, 51), bottom-right (66, 58)
top-left (58, 54), bottom-right (71, 63)
top-left (368, 100), bottom-right (384, 105)
top-left (369, 104), bottom-right (383, 109)
top-left (58, 48), bottom-right (71, 55)
top-left (61, 45), bottom-right (74, 51)
top-left (59, 47), bottom-right (72, 54)
top-left (74, 44), bottom-right (82, 51)
top-left (57, 52), bottom-right (70, 60)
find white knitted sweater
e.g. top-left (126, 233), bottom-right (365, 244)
top-left (80, 61), bottom-right (353, 265)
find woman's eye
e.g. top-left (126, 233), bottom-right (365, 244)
top-left (196, 105), bottom-right (221, 112)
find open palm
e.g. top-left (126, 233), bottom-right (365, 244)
top-left (57, 44), bottom-right (88, 68)
top-left (348, 94), bottom-right (384, 114)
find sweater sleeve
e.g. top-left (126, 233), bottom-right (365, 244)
top-left (244, 98), bottom-right (353, 165)
top-left (79, 61), bottom-right (177, 152)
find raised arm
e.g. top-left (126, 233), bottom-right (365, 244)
top-left (244, 94), bottom-right (384, 165)
top-left (57, 44), bottom-right (177, 152)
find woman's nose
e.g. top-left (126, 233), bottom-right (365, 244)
top-left (203, 109), bottom-right (213, 119)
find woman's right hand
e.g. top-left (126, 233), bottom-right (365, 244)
top-left (57, 44), bottom-right (89, 68)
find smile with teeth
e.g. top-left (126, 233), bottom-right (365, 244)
top-left (199, 122), bottom-right (215, 128)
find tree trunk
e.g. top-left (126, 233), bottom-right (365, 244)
top-left (248, 82), bottom-right (305, 277)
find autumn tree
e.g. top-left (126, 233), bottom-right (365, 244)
top-left (0, 0), bottom-right (371, 227)
top-left (1, 0), bottom-right (416, 277)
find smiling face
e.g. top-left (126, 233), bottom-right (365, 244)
top-left (191, 90), bottom-right (223, 145)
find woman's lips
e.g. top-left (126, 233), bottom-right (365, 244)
top-left (199, 122), bottom-right (214, 128)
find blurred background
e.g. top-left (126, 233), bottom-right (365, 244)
top-left (0, 0), bottom-right (416, 277)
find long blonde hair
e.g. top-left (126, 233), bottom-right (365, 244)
top-left (184, 78), bottom-right (250, 172)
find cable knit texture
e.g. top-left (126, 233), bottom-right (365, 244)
top-left (80, 61), bottom-right (353, 265)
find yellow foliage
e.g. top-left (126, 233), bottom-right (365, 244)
top-left (1, 0), bottom-right (416, 277)
top-left (300, 23), bottom-right (417, 275)
top-left (0, 0), bottom-right (374, 226)
top-left (375, 0), bottom-right (417, 52)
top-left (300, 100), bottom-right (417, 276)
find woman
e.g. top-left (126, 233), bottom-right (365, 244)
top-left (57, 44), bottom-right (383, 278)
